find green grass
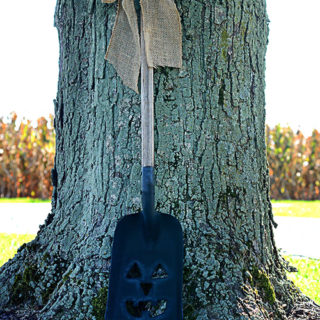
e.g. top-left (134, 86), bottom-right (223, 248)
top-left (284, 255), bottom-right (320, 304)
top-left (0, 234), bottom-right (319, 305)
top-left (0, 199), bottom-right (318, 217)
top-left (0, 233), bottom-right (36, 267)
top-left (272, 200), bottom-right (320, 218)
top-left (0, 198), bottom-right (50, 203)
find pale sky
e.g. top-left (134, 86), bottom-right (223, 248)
top-left (0, 0), bottom-right (58, 122)
top-left (265, 0), bottom-right (320, 135)
top-left (0, 0), bottom-right (319, 135)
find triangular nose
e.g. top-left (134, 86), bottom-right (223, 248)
top-left (140, 282), bottom-right (152, 296)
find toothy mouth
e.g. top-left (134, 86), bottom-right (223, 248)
top-left (126, 300), bottom-right (167, 318)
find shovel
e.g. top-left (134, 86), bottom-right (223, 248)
top-left (105, 12), bottom-right (184, 320)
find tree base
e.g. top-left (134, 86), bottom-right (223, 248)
top-left (1, 296), bottom-right (319, 320)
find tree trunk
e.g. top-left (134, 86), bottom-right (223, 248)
top-left (0, 0), bottom-right (319, 319)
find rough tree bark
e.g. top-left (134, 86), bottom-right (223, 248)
top-left (0, 0), bottom-right (319, 319)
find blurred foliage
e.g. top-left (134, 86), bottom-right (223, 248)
top-left (1, 114), bottom-right (320, 200)
top-left (0, 113), bottom-right (55, 199)
top-left (267, 125), bottom-right (320, 200)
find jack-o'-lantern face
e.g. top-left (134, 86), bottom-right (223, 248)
top-left (123, 262), bottom-right (169, 318)
top-left (105, 213), bottom-right (183, 320)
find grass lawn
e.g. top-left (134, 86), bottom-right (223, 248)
top-left (0, 199), bottom-right (319, 217)
top-left (272, 200), bottom-right (320, 218)
top-left (0, 234), bottom-right (319, 305)
top-left (0, 198), bottom-right (50, 204)
top-left (0, 233), bottom-right (36, 266)
top-left (284, 255), bottom-right (320, 304)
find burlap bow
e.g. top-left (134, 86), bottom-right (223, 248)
top-left (102, 0), bottom-right (182, 93)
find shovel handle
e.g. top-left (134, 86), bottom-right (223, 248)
top-left (142, 166), bottom-right (155, 229)
top-left (141, 15), bottom-right (154, 168)
top-left (141, 15), bottom-right (156, 234)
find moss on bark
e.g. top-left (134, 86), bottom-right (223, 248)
top-left (92, 286), bottom-right (108, 320)
top-left (251, 267), bottom-right (276, 305)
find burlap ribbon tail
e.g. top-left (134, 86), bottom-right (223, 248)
top-left (102, 0), bottom-right (182, 93)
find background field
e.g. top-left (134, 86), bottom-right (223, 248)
top-left (272, 200), bottom-right (320, 218)
top-left (0, 198), bottom-right (50, 204)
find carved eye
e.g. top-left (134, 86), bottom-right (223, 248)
top-left (126, 263), bottom-right (142, 279)
top-left (152, 264), bottom-right (168, 279)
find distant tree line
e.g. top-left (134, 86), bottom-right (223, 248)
top-left (1, 114), bottom-right (319, 200)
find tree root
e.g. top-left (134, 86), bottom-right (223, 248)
top-left (288, 299), bottom-right (320, 320)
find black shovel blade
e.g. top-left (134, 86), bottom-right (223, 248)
top-left (105, 212), bottom-right (183, 320)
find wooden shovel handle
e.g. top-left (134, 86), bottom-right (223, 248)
top-left (140, 14), bottom-right (157, 236)
top-left (141, 15), bottom-right (154, 167)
